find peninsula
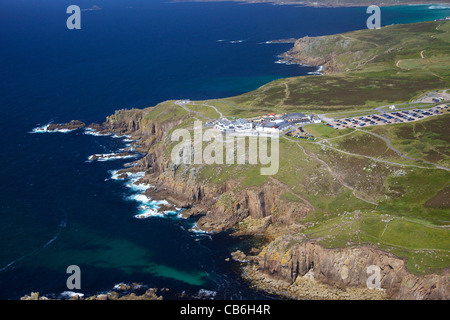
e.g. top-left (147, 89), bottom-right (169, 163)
top-left (71, 20), bottom-right (450, 299)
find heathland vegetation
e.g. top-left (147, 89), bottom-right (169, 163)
top-left (101, 20), bottom-right (450, 298)
top-left (149, 21), bottom-right (449, 275)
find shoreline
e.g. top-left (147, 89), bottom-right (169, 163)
top-left (172, 1), bottom-right (450, 9)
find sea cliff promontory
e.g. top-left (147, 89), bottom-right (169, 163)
top-left (56, 20), bottom-right (450, 300)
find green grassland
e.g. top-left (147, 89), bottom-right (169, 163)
top-left (361, 113), bottom-right (450, 167)
top-left (140, 21), bottom-right (450, 275)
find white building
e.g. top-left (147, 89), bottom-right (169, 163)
top-left (309, 115), bottom-right (321, 124)
top-left (215, 119), bottom-right (252, 133)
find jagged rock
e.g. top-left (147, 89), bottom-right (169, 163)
top-left (257, 239), bottom-right (449, 300)
top-left (20, 292), bottom-right (40, 300)
top-left (231, 250), bottom-right (247, 262)
top-left (47, 120), bottom-right (85, 132)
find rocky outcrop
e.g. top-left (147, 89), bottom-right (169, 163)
top-left (279, 35), bottom-right (356, 74)
top-left (256, 238), bottom-right (449, 300)
top-left (47, 120), bottom-right (85, 132)
top-left (21, 288), bottom-right (163, 300)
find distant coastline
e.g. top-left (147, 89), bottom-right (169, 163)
top-left (172, 0), bottom-right (450, 9)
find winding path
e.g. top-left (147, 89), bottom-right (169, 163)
top-left (175, 100), bottom-right (223, 120)
top-left (283, 136), bottom-right (377, 206)
top-left (355, 128), bottom-right (450, 171)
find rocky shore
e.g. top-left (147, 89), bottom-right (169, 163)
top-left (277, 35), bottom-right (345, 74)
top-left (21, 283), bottom-right (164, 300)
top-left (47, 120), bottom-right (86, 132)
top-left (173, 1), bottom-right (443, 9)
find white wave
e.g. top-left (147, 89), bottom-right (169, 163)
top-left (110, 170), bottom-right (143, 180)
top-left (29, 124), bottom-right (77, 134)
top-left (88, 153), bottom-right (138, 162)
top-left (196, 289), bottom-right (217, 299)
top-left (128, 193), bottom-right (151, 203)
top-left (113, 283), bottom-right (127, 290)
top-left (59, 291), bottom-right (84, 299)
top-left (109, 170), bottom-right (121, 180)
top-left (29, 124), bottom-right (50, 133)
top-left (123, 161), bottom-right (138, 168)
top-left (110, 170), bottom-right (151, 190)
top-left (190, 223), bottom-right (212, 235)
top-left (126, 172), bottom-right (146, 186)
top-left (112, 133), bottom-right (132, 139)
top-left (110, 170), bottom-right (183, 220)
top-left (134, 207), bottom-right (164, 219)
top-left (428, 5), bottom-right (450, 10)
top-left (126, 181), bottom-right (152, 192)
top-left (308, 65), bottom-right (324, 75)
top-left (275, 59), bottom-right (300, 66)
top-left (58, 128), bottom-right (76, 133)
top-left (127, 193), bottom-right (168, 207)
top-left (83, 128), bottom-right (112, 136)
top-left (128, 193), bottom-right (180, 219)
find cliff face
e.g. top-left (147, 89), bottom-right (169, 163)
top-left (258, 239), bottom-right (449, 300)
top-left (279, 36), bottom-right (345, 73)
top-left (96, 107), bottom-right (448, 300)
top-left (278, 33), bottom-right (371, 74)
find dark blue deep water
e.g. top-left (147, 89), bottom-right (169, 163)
top-left (0, 0), bottom-right (448, 299)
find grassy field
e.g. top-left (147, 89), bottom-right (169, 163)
top-left (362, 113), bottom-right (450, 167)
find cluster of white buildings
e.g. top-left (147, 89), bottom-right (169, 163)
top-left (210, 112), bottom-right (321, 135)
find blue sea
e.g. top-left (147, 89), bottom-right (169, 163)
top-left (0, 0), bottom-right (449, 299)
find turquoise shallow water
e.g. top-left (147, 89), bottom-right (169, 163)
top-left (0, 0), bottom-right (448, 299)
top-left (383, 4), bottom-right (450, 24)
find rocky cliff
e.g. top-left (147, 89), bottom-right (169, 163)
top-left (256, 238), bottom-right (449, 300)
top-left (278, 33), bottom-right (373, 74)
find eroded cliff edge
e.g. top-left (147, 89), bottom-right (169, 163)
top-left (86, 106), bottom-right (449, 300)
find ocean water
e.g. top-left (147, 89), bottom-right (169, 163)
top-left (0, 0), bottom-right (448, 299)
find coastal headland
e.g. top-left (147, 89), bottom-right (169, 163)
top-left (42, 20), bottom-right (450, 300)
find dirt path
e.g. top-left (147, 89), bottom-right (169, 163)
top-left (189, 101), bottom-right (223, 119)
top-left (356, 128), bottom-right (450, 171)
top-left (283, 136), bottom-right (377, 206)
top-left (175, 100), bottom-right (223, 120)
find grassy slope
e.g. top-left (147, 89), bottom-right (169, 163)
top-left (142, 21), bottom-right (450, 274)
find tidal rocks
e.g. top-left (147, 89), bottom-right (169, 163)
top-left (21, 287), bottom-right (163, 301)
top-left (231, 250), bottom-right (247, 262)
top-left (88, 152), bottom-right (137, 161)
top-left (47, 120), bottom-right (85, 132)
